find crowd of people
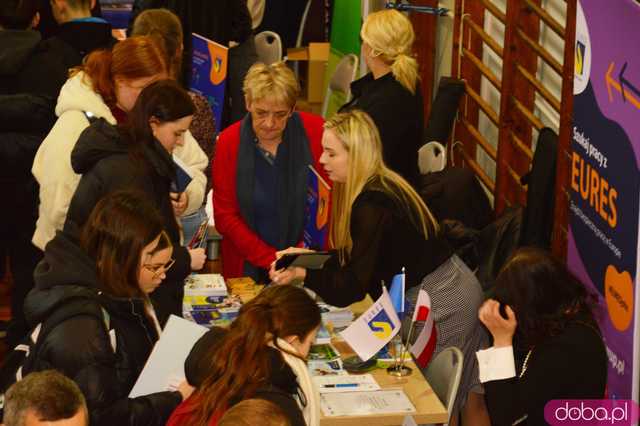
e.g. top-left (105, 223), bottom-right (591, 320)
top-left (0, 1), bottom-right (608, 425)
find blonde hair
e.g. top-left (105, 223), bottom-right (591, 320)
top-left (243, 62), bottom-right (300, 108)
top-left (325, 110), bottom-right (438, 263)
top-left (361, 9), bottom-right (419, 94)
top-left (218, 399), bottom-right (290, 426)
top-left (131, 8), bottom-right (183, 79)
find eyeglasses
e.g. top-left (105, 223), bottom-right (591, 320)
top-left (143, 258), bottom-right (176, 278)
top-left (253, 109), bottom-right (291, 122)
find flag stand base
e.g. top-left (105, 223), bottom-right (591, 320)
top-left (386, 365), bottom-right (412, 377)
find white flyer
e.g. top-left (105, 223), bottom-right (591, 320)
top-left (320, 389), bottom-right (416, 417)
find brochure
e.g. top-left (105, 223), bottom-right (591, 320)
top-left (303, 165), bottom-right (330, 249)
top-left (129, 316), bottom-right (207, 397)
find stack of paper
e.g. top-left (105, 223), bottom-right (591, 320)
top-left (320, 390), bottom-right (416, 417)
top-left (184, 274), bottom-right (227, 301)
top-left (318, 302), bottom-right (354, 330)
top-left (183, 274), bottom-right (241, 328)
top-left (183, 294), bottom-right (242, 328)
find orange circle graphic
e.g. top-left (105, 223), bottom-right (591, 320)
top-left (604, 265), bottom-right (634, 331)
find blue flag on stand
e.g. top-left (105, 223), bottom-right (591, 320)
top-left (389, 268), bottom-right (406, 319)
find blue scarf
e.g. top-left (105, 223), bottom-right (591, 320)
top-left (236, 112), bottom-right (312, 278)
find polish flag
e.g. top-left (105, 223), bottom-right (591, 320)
top-left (409, 288), bottom-right (437, 368)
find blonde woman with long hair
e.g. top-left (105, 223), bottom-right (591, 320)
top-left (340, 9), bottom-right (423, 185)
top-left (270, 110), bottom-right (490, 425)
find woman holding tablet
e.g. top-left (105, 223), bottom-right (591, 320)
top-left (270, 110), bottom-right (490, 423)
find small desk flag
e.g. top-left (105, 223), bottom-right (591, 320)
top-left (409, 288), bottom-right (437, 368)
top-left (389, 269), bottom-right (406, 318)
top-left (340, 286), bottom-right (401, 361)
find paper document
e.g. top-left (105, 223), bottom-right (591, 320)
top-left (313, 374), bottom-right (380, 393)
top-left (320, 390), bottom-right (416, 417)
top-left (129, 315), bottom-right (208, 397)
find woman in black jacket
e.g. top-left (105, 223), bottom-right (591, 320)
top-left (270, 110), bottom-right (489, 423)
top-left (23, 191), bottom-right (193, 426)
top-left (477, 247), bottom-right (607, 425)
top-left (340, 9), bottom-right (423, 186)
top-left (65, 79), bottom-right (206, 324)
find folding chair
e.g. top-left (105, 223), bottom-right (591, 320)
top-left (254, 31), bottom-right (282, 65)
top-left (424, 347), bottom-right (463, 425)
top-left (321, 53), bottom-right (358, 118)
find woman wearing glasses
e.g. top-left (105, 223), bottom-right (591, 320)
top-left (23, 191), bottom-right (193, 426)
top-left (64, 80), bottom-right (206, 324)
top-left (213, 62), bottom-right (327, 282)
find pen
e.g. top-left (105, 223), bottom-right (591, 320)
top-left (322, 383), bottom-right (359, 388)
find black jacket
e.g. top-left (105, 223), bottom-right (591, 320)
top-left (305, 180), bottom-right (453, 307)
top-left (0, 24), bottom-right (110, 99)
top-left (0, 29), bottom-right (48, 94)
top-left (65, 119), bottom-right (192, 324)
top-left (0, 30), bottom-right (58, 238)
top-left (0, 93), bottom-right (56, 235)
top-left (23, 230), bottom-right (182, 426)
top-left (36, 1), bottom-right (103, 39)
top-left (341, 73), bottom-right (424, 186)
top-left (31, 20), bottom-right (115, 97)
top-left (484, 321), bottom-right (607, 426)
top-left (131, 0), bottom-right (252, 46)
top-left (184, 327), bottom-right (306, 426)
top-left (418, 167), bottom-right (493, 230)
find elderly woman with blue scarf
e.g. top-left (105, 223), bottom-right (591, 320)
top-left (212, 62), bottom-right (327, 282)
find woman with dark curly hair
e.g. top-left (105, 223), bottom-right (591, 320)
top-left (477, 247), bottom-right (607, 426)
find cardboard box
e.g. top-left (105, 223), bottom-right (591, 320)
top-left (287, 43), bottom-right (330, 103)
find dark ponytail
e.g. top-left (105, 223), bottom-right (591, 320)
top-left (188, 286), bottom-right (321, 425)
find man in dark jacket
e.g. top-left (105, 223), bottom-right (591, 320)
top-left (0, 0), bottom-right (58, 347)
top-left (36, 0), bottom-right (103, 39)
top-left (34, 0), bottom-right (115, 97)
top-left (1, 0), bottom-right (114, 346)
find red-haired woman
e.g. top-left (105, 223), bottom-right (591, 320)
top-left (32, 35), bottom-right (208, 253)
top-left (23, 191), bottom-right (193, 426)
top-left (167, 285), bottom-right (321, 426)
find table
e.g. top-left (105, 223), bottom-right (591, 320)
top-left (209, 279), bottom-right (449, 425)
top-left (319, 340), bottom-right (449, 426)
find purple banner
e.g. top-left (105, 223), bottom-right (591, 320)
top-left (569, 0), bottom-right (640, 401)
